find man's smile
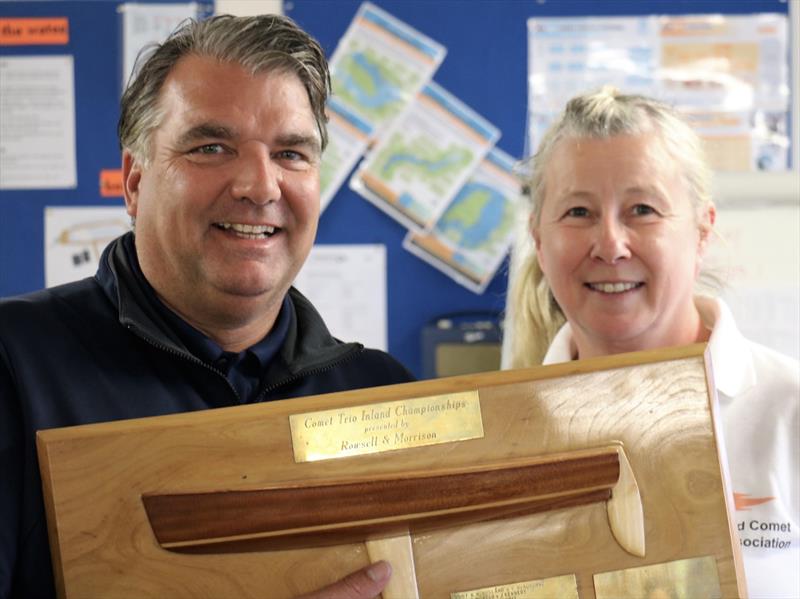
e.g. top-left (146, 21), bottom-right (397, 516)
top-left (213, 222), bottom-right (280, 239)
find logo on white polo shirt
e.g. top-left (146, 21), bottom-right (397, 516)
top-left (734, 492), bottom-right (793, 550)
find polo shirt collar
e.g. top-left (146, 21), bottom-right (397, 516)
top-left (541, 296), bottom-right (756, 400)
top-left (696, 296), bottom-right (756, 399)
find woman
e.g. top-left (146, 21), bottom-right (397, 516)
top-left (505, 87), bottom-right (798, 598)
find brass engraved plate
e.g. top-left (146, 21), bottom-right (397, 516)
top-left (451, 574), bottom-right (578, 599)
top-left (594, 555), bottom-right (721, 599)
top-left (290, 390), bottom-right (483, 462)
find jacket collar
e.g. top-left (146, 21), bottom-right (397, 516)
top-left (277, 286), bottom-right (361, 376)
top-left (542, 296), bottom-right (756, 400)
top-left (97, 233), bottom-right (187, 354)
top-left (95, 233), bottom-right (361, 376)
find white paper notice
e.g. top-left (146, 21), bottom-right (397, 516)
top-left (121, 2), bottom-right (198, 89)
top-left (0, 56), bottom-right (77, 190)
top-left (45, 206), bottom-right (130, 288)
top-left (293, 244), bottom-right (387, 351)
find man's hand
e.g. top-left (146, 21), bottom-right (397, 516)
top-left (296, 561), bottom-right (392, 599)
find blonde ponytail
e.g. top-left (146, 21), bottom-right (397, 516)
top-left (505, 246), bottom-right (565, 368)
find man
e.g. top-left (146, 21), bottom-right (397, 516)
top-left (0, 14), bottom-right (409, 598)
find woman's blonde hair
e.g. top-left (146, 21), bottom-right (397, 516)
top-left (505, 87), bottom-right (713, 368)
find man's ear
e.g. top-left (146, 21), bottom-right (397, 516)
top-left (122, 150), bottom-right (143, 219)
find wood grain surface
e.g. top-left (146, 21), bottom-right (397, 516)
top-left (36, 344), bottom-right (746, 598)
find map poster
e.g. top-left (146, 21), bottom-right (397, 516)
top-left (403, 148), bottom-right (523, 294)
top-left (319, 98), bottom-right (373, 213)
top-left (328, 1), bottom-right (446, 136)
top-left (351, 81), bottom-right (500, 232)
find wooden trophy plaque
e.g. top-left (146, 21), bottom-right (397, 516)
top-left (37, 344), bottom-right (746, 598)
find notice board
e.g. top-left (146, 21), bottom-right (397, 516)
top-left (0, 0), bottom-right (791, 377)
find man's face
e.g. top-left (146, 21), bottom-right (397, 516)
top-left (123, 55), bottom-right (321, 329)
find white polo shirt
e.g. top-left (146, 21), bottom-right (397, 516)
top-left (542, 297), bottom-right (800, 598)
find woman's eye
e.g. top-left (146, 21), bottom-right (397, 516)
top-left (632, 204), bottom-right (657, 216)
top-left (565, 206), bottom-right (589, 218)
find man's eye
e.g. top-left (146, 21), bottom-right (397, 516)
top-left (191, 144), bottom-right (225, 155)
top-left (565, 207), bottom-right (589, 218)
top-left (276, 149), bottom-right (303, 161)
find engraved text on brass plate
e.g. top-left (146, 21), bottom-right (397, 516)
top-left (594, 555), bottom-right (721, 599)
top-left (290, 390), bottom-right (483, 462)
top-left (451, 574), bottom-right (579, 599)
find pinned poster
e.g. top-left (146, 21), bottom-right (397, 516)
top-left (319, 98), bottom-right (373, 212)
top-left (99, 169), bottom-right (124, 197)
top-left (527, 14), bottom-right (790, 172)
top-left (320, 2), bottom-right (446, 210)
top-left (328, 2), bottom-right (446, 136)
top-left (403, 148), bottom-right (524, 293)
top-left (293, 244), bottom-right (387, 351)
top-left (45, 206), bottom-right (130, 287)
top-left (0, 55), bottom-right (77, 190)
top-left (350, 81), bottom-right (500, 232)
top-left (0, 17), bottom-right (69, 45)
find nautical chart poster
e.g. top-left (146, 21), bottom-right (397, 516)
top-left (403, 148), bottom-right (523, 293)
top-left (320, 2), bottom-right (446, 211)
top-left (328, 1), bottom-right (446, 136)
top-left (351, 81), bottom-right (500, 232)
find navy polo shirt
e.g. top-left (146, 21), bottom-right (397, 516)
top-left (123, 235), bottom-right (291, 403)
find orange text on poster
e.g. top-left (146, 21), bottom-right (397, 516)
top-left (100, 169), bottom-right (123, 198)
top-left (0, 18), bottom-right (69, 46)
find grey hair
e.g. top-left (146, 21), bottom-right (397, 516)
top-left (118, 14), bottom-right (330, 165)
top-left (506, 86), bottom-right (714, 368)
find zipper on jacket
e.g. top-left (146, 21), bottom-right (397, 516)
top-left (256, 344), bottom-right (364, 401)
top-left (126, 322), bottom-right (367, 405)
top-left (125, 323), bottom-right (243, 403)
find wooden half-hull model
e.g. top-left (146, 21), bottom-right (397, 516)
top-left (37, 345), bottom-right (746, 598)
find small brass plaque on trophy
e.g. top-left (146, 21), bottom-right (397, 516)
top-left (451, 574), bottom-right (579, 599)
top-left (290, 390), bottom-right (483, 462)
top-left (594, 555), bottom-right (721, 599)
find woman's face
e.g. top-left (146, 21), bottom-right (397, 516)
top-left (533, 133), bottom-right (714, 358)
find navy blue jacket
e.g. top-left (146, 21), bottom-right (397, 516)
top-left (0, 234), bottom-right (414, 598)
